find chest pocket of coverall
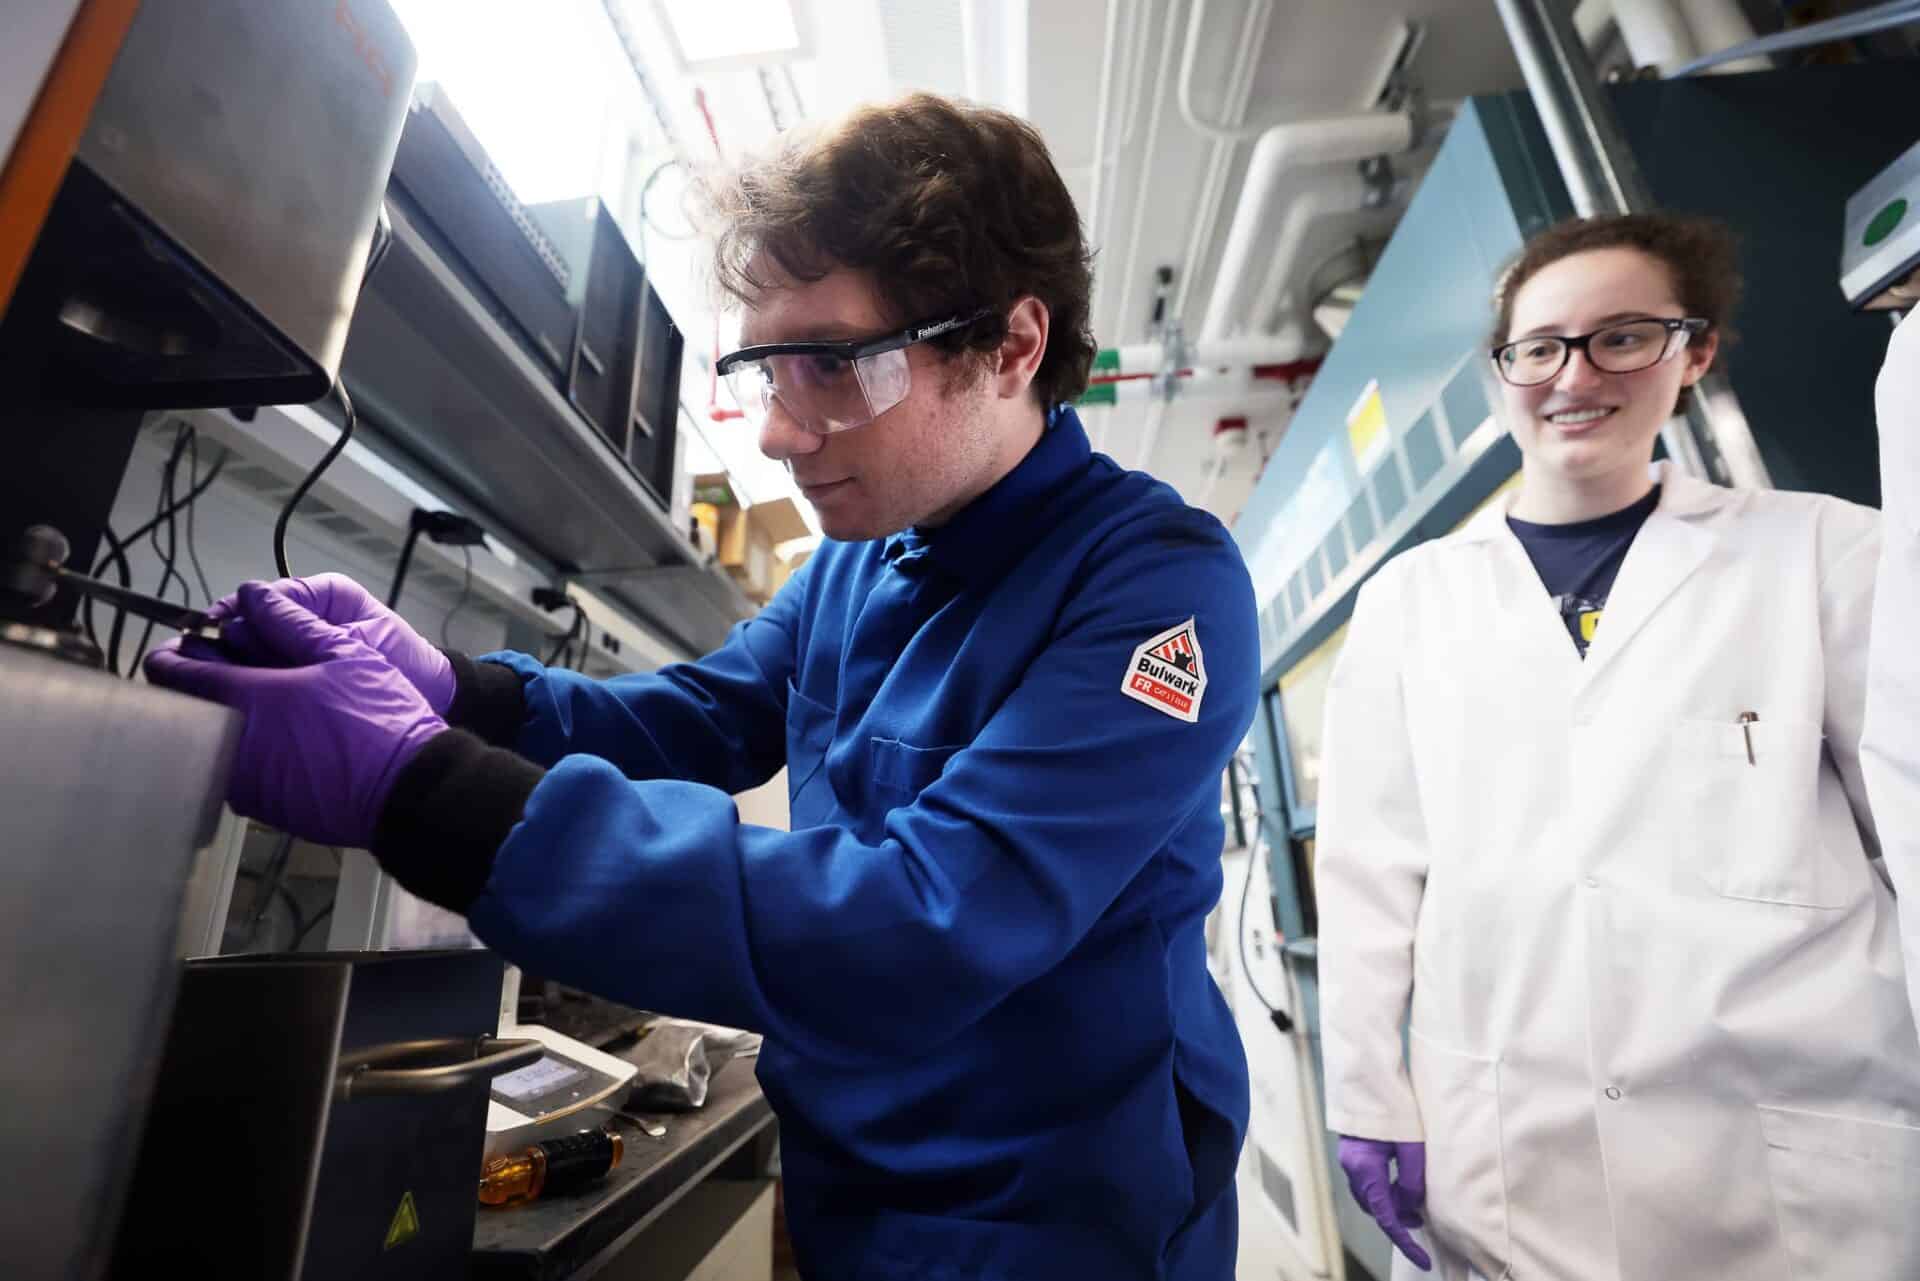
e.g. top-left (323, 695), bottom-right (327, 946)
top-left (786, 681), bottom-right (839, 830)
top-left (869, 738), bottom-right (962, 808)
top-left (1671, 717), bottom-right (1853, 909)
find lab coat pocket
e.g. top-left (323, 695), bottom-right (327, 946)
top-left (1674, 718), bottom-right (1845, 909)
top-left (1758, 1104), bottom-right (1920, 1279)
top-left (1408, 1029), bottom-right (1512, 1280)
top-left (869, 738), bottom-right (961, 803)
top-left (786, 681), bottom-right (837, 829)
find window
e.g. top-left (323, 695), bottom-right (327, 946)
top-left (1406, 411), bottom-right (1446, 491)
top-left (1444, 360), bottom-right (1492, 449)
top-left (1276, 621), bottom-right (1348, 812)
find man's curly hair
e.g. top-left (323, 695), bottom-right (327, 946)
top-left (696, 93), bottom-right (1097, 409)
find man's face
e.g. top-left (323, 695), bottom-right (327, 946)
top-left (739, 265), bottom-right (1002, 542)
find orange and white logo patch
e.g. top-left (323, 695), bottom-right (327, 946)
top-left (1122, 619), bottom-right (1207, 723)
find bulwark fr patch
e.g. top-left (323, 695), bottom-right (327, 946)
top-left (1122, 619), bottom-right (1207, 723)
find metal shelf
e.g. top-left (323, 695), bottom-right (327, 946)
top-left (339, 201), bottom-right (753, 656)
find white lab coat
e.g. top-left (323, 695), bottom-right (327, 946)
top-left (1317, 462), bottom-right (1920, 1281)
top-left (1864, 309), bottom-right (1920, 1040)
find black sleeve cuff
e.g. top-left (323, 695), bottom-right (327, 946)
top-left (443, 649), bottom-right (530, 748)
top-left (372, 728), bottom-right (545, 914)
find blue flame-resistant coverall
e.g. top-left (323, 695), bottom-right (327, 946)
top-left (380, 406), bottom-right (1259, 1279)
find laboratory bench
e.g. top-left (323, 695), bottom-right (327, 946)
top-left (473, 1054), bottom-right (778, 1281)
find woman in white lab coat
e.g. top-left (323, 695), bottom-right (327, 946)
top-left (1316, 213), bottom-right (1920, 1281)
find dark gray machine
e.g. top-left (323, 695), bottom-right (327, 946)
top-left (0, 4), bottom-right (418, 1278)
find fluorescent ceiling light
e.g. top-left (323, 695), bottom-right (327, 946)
top-left (656, 0), bottom-right (805, 68)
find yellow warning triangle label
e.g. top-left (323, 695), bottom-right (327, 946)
top-left (384, 1189), bottom-right (421, 1251)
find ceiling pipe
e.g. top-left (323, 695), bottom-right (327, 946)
top-left (1086, 0), bottom-right (1123, 252)
top-left (1104, 332), bottom-right (1316, 374)
top-left (1574, 0), bottom-right (1615, 50)
top-left (1674, 0), bottom-right (1771, 72)
top-left (1245, 169), bottom-right (1382, 336)
top-left (1173, 0), bottom-right (1275, 324)
top-left (1177, 0), bottom-right (1278, 141)
top-left (1613, 0), bottom-right (1697, 71)
top-left (1105, 0), bottom-right (1187, 350)
top-left (1198, 110), bottom-right (1417, 342)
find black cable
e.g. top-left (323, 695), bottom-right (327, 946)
top-left (386, 523), bottom-right (425, 608)
top-left (439, 545), bottom-right (473, 647)
top-left (234, 864), bottom-right (304, 951)
top-left (111, 450), bottom-right (228, 563)
top-left (273, 381), bottom-right (357, 579)
top-left (91, 448), bottom-right (228, 587)
top-left (90, 523), bottom-right (131, 676)
top-left (243, 831), bottom-right (300, 947)
top-left (639, 157), bottom-right (696, 241)
top-left (1230, 756), bottom-right (1292, 1028)
top-left (184, 429), bottom-right (213, 606)
top-left (544, 601), bottom-right (584, 665)
top-left (1237, 831), bottom-right (1285, 1016)
top-left (291, 903), bottom-right (334, 951)
top-left (130, 427), bottom-right (194, 674)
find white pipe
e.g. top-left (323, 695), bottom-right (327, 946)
top-left (1108, 0), bottom-right (1188, 343)
top-left (1574, 0), bottom-right (1615, 50)
top-left (1087, 0), bottom-right (1121, 250)
top-left (1134, 397), bottom-right (1169, 470)
top-left (1198, 111), bottom-right (1415, 341)
top-left (1613, 0), bottom-right (1696, 71)
top-left (1246, 170), bottom-right (1378, 335)
top-left (1110, 331), bottom-right (1314, 374)
top-left (1117, 0), bottom-right (1152, 146)
top-left (1675, 0), bottom-right (1771, 72)
top-left (1173, 0), bottom-right (1273, 323)
top-left (1104, 368), bottom-right (1299, 409)
top-left (1178, 0), bottom-right (1277, 141)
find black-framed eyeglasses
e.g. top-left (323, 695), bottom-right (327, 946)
top-left (716, 308), bottom-right (996, 434)
top-left (1491, 317), bottom-right (1709, 387)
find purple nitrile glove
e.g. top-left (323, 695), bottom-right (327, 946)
top-left (146, 580), bottom-right (447, 849)
top-left (207, 572), bottom-right (456, 715)
top-left (1338, 1135), bottom-right (1432, 1272)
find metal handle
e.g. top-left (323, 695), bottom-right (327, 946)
top-left (334, 1036), bottom-right (542, 1102)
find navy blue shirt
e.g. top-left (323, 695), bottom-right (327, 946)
top-left (465, 407), bottom-right (1259, 1280)
top-left (1508, 486), bottom-right (1661, 657)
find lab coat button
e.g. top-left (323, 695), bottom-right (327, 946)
top-left (1585, 876), bottom-right (1600, 889)
top-left (1605, 1086), bottom-right (1622, 1101)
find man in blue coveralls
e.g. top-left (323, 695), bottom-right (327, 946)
top-left (147, 93), bottom-right (1260, 1280)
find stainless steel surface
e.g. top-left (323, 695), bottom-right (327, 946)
top-left (176, 809), bottom-right (248, 959)
top-left (73, 0), bottom-right (418, 383)
top-left (336, 1036), bottom-right (543, 1100)
top-left (342, 201), bottom-right (754, 655)
top-left (0, 644), bottom-right (238, 1281)
top-left (1493, 0), bottom-right (1771, 489)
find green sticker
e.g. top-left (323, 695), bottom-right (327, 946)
top-left (1865, 197), bottom-right (1908, 248)
top-left (1091, 347), bottom-right (1121, 373)
top-left (1077, 383), bottom-right (1118, 407)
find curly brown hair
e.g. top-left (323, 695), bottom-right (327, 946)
top-left (695, 92), bottom-right (1097, 409)
top-left (1492, 212), bottom-right (1742, 354)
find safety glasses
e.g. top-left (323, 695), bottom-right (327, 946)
top-left (1491, 317), bottom-right (1709, 387)
top-left (716, 309), bottom-right (994, 434)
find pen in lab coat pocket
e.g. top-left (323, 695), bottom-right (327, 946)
top-left (1739, 711), bottom-right (1758, 765)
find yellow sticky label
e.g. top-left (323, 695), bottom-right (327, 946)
top-left (384, 1190), bottom-right (421, 1251)
top-left (1346, 380), bottom-right (1389, 472)
top-left (1579, 610), bottom-right (1602, 643)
